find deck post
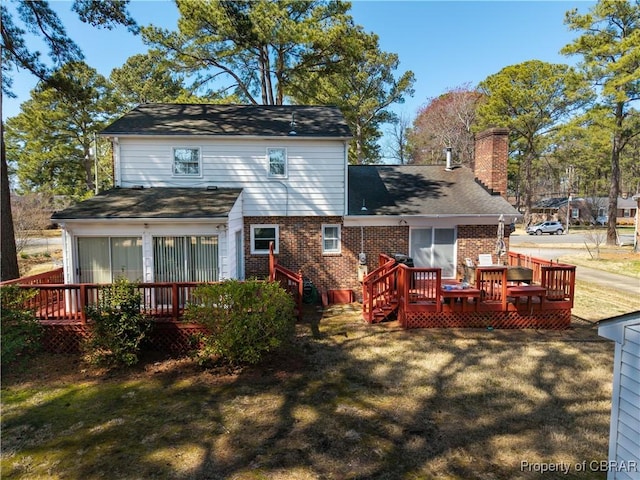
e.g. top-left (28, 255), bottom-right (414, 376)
top-left (79, 284), bottom-right (87, 324)
top-left (172, 283), bottom-right (179, 321)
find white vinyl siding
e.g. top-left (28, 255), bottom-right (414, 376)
top-left (611, 326), bottom-right (640, 480)
top-left (116, 138), bottom-right (346, 216)
top-left (599, 319), bottom-right (640, 480)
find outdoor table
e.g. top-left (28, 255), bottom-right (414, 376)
top-left (441, 285), bottom-right (481, 312)
top-left (507, 285), bottom-right (546, 314)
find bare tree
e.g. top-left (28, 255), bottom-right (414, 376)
top-left (408, 84), bottom-right (482, 166)
top-left (385, 113), bottom-right (411, 164)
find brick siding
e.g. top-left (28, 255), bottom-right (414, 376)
top-left (474, 128), bottom-right (509, 199)
top-left (244, 217), bottom-right (510, 301)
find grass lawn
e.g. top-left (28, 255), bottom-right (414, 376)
top-left (2, 305), bottom-right (615, 480)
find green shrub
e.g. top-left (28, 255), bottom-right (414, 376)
top-left (84, 277), bottom-right (151, 367)
top-left (0, 286), bottom-right (43, 366)
top-left (185, 279), bottom-right (296, 365)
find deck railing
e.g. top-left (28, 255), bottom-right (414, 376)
top-left (362, 254), bottom-right (398, 322)
top-left (363, 254), bottom-right (577, 324)
top-left (13, 282), bottom-right (204, 323)
top-left (268, 242), bottom-right (303, 320)
top-left (506, 252), bottom-right (572, 285)
top-left (0, 267), bottom-right (64, 286)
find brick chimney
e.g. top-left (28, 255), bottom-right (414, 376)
top-left (474, 127), bottom-right (509, 199)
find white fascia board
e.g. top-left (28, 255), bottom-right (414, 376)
top-left (343, 214), bottom-right (521, 227)
top-left (57, 217), bottom-right (229, 225)
top-left (99, 134), bottom-right (353, 141)
top-left (598, 317), bottom-right (640, 344)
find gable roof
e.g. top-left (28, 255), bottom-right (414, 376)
top-left (51, 187), bottom-right (242, 220)
top-left (348, 165), bottom-right (521, 217)
top-left (100, 103), bottom-right (352, 138)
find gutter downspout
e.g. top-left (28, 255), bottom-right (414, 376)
top-left (344, 140), bottom-right (349, 216)
top-left (113, 137), bottom-right (120, 187)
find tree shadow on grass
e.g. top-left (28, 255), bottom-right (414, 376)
top-left (1, 312), bottom-right (613, 479)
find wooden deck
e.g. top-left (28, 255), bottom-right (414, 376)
top-left (362, 252), bottom-right (576, 329)
top-left (1, 247), bottom-right (304, 354)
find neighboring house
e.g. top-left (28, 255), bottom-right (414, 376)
top-left (51, 104), bottom-right (520, 298)
top-left (531, 196), bottom-right (638, 226)
top-left (598, 311), bottom-right (640, 480)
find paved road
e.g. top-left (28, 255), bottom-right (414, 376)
top-left (510, 243), bottom-right (639, 297)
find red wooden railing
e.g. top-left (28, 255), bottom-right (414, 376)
top-left (13, 282), bottom-right (203, 323)
top-left (541, 265), bottom-right (577, 307)
top-left (363, 254), bottom-right (577, 323)
top-left (0, 267), bottom-right (64, 286)
top-left (507, 252), bottom-right (572, 285)
top-left (362, 254), bottom-right (398, 322)
top-left (268, 242), bottom-right (303, 320)
top-left (475, 266), bottom-right (508, 311)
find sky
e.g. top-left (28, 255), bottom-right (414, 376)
top-left (2, 1), bottom-right (596, 132)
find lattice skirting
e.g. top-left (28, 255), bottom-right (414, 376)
top-left (400, 309), bottom-right (571, 330)
top-left (42, 324), bottom-right (91, 354)
top-left (42, 322), bottom-right (209, 354)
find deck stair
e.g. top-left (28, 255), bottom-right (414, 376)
top-left (362, 254), bottom-right (399, 323)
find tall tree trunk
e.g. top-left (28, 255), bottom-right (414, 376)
top-left (606, 102), bottom-right (624, 246)
top-left (1, 116), bottom-right (20, 281)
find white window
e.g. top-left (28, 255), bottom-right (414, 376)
top-left (153, 236), bottom-right (218, 282)
top-left (322, 224), bottom-right (341, 254)
top-left (623, 208), bottom-right (631, 218)
top-left (173, 147), bottom-right (201, 176)
top-left (251, 225), bottom-right (279, 254)
top-left (571, 208), bottom-right (579, 219)
top-left (267, 148), bottom-right (287, 178)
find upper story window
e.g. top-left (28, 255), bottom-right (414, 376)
top-left (322, 224), bottom-right (341, 254)
top-left (173, 147), bottom-right (201, 176)
top-left (267, 148), bottom-right (287, 178)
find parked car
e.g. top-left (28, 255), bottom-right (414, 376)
top-left (594, 215), bottom-right (608, 226)
top-left (526, 221), bottom-right (565, 235)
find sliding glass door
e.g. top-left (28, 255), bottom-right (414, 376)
top-left (153, 236), bottom-right (218, 283)
top-left (77, 237), bottom-right (143, 283)
top-left (410, 228), bottom-right (456, 278)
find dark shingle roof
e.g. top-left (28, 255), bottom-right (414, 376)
top-left (100, 104), bottom-right (352, 138)
top-left (348, 165), bottom-right (520, 217)
top-left (51, 187), bottom-right (242, 220)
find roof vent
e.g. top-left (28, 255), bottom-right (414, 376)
top-left (445, 147), bottom-right (453, 171)
top-left (289, 112), bottom-right (297, 135)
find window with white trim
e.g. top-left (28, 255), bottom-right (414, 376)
top-left (322, 224), bottom-right (341, 254)
top-left (571, 208), bottom-right (579, 219)
top-left (251, 225), bottom-right (279, 254)
top-left (267, 148), bottom-right (287, 178)
top-left (153, 236), bottom-right (218, 282)
top-left (173, 147), bottom-right (201, 176)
